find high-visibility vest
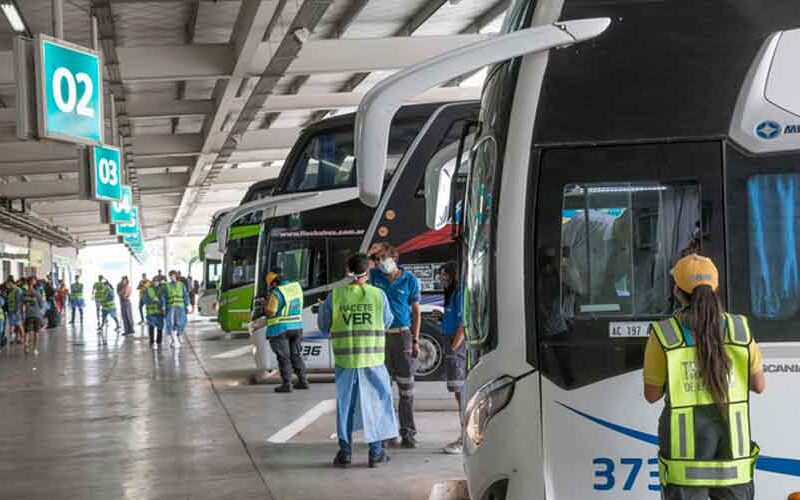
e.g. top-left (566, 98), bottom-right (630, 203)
top-left (330, 284), bottom-right (386, 369)
top-left (71, 282), bottom-right (83, 300)
top-left (145, 286), bottom-right (162, 316)
top-left (7, 288), bottom-right (19, 311)
top-left (102, 288), bottom-right (116, 312)
top-left (651, 313), bottom-right (759, 488)
top-left (165, 281), bottom-right (186, 308)
top-left (93, 282), bottom-right (106, 301)
top-left (266, 281), bottom-right (304, 337)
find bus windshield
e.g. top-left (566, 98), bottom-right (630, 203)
top-left (221, 235), bottom-right (258, 291)
top-left (204, 259), bottom-right (221, 290)
top-left (283, 120), bottom-right (425, 193)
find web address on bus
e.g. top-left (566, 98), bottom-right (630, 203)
top-left (275, 229), bottom-right (366, 238)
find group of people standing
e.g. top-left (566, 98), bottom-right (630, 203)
top-left (82, 270), bottom-right (193, 346)
top-left (256, 242), bottom-right (466, 468)
top-left (0, 275), bottom-right (58, 355)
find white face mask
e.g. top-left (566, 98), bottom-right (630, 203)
top-left (379, 258), bottom-right (397, 275)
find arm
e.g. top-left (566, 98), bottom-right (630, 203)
top-left (317, 294), bottom-right (333, 333)
top-left (265, 292), bottom-right (280, 319)
top-left (382, 292), bottom-right (394, 331)
top-left (643, 331), bottom-right (666, 403)
top-left (749, 341), bottom-right (766, 394)
top-left (182, 285), bottom-right (190, 308)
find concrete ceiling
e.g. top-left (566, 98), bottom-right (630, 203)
top-left (0, 0), bottom-right (508, 246)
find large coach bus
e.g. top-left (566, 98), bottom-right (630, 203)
top-left (217, 180), bottom-right (275, 332)
top-left (218, 101), bottom-right (478, 381)
top-left (354, 2), bottom-right (800, 499)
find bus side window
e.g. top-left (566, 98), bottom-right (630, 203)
top-left (560, 183), bottom-right (700, 318)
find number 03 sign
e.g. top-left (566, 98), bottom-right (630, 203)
top-left (90, 145), bottom-right (123, 201)
top-left (35, 35), bottom-right (103, 145)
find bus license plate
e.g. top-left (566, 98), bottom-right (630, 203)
top-left (609, 321), bottom-right (651, 338)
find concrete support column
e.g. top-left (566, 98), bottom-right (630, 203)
top-left (52, 0), bottom-right (64, 39)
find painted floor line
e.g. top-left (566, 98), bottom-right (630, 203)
top-left (267, 399), bottom-right (337, 444)
top-left (211, 345), bottom-right (253, 359)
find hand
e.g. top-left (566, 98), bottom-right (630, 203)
top-left (411, 340), bottom-right (420, 358)
top-left (451, 336), bottom-right (463, 350)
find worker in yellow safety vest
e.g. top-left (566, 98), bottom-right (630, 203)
top-left (643, 254), bottom-right (766, 500)
top-left (260, 269), bottom-right (307, 393)
top-left (318, 253), bottom-right (398, 469)
top-left (162, 270), bottom-right (190, 347)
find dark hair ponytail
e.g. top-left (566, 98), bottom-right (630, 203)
top-left (688, 285), bottom-right (730, 410)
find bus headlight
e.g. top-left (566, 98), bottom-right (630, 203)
top-left (464, 376), bottom-right (515, 455)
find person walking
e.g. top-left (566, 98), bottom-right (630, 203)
top-left (136, 273), bottom-right (150, 324)
top-left (367, 243), bottom-right (421, 448)
top-left (70, 276), bottom-right (85, 325)
top-left (259, 270), bottom-right (308, 393)
top-left (98, 281), bottom-right (120, 343)
top-left (6, 277), bottom-right (23, 345)
top-left (0, 289), bottom-right (7, 350)
top-left (644, 254), bottom-right (765, 500)
top-left (144, 276), bottom-right (165, 346)
top-left (22, 276), bottom-right (45, 355)
top-left (163, 270), bottom-right (190, 347)
top-left (117, 276), bottom-right (135, 336)
top-left (92, 275), bottom-right (106, 323)
top-left (436, 262), bottom-right (466, 455)
top-left (318, 253), bottom-right (397, 468)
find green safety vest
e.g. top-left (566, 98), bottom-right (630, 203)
top-left (71, 282), bottom-right (83, 299)
top-left (102, 289), bottom-right (116, 311)
top-left (7, 288), bottom-right (19, 311)
top-left (330, 284), bottom-right (386, 369)
top-left (652, 313), bottom-right (759, 488)
top-left (145, 287), bottom-right (162, 316)
top-left (266, 281), bottom-right (304, 337)
top-left (93, 282), bottom-right (106, 301)
top-left (165, 281), bottom-right (186, 308)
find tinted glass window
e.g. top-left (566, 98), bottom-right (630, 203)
top-left (747, 174), bottom-right (800, 320)
top-left (268, 238), bottom-right (325, 290)
top-left (204, 259), bottom-right (221, 289)
top-left (284, 121), bottom-right (424, 193)
top-left (222, 236), bottom-right (258, 290)
top-left (561, 183), bottom-right (700, 319)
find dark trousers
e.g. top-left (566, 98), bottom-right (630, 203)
top-left (661, 483), bottom-right (754, 500)
top-left (148, 325), bottom-right (163, 344)
top-left (385, 330), bottom-right (416, 438)
top-left (138, 300), bottom-right (145, 322)
top-left (119, 298), bottom-right (135, 334)
top-left (269, 329), bottom-right (307, 386)
top-left (71, 306), bottom-right (83, 324)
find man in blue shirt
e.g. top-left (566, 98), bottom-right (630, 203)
top-left (436, 262), bottom-right (466, 455)
top-left (368, 243), bottom-right (421, 448)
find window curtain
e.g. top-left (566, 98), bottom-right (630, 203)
top-left (748, 174), bottom-right (800, 319)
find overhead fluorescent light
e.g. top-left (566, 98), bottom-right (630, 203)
top-left (1, 1), bottom-right (27, 34)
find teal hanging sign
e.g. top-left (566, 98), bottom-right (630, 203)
top-left (90, 145), bottom-right (122, 201)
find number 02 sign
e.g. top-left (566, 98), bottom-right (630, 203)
top-left (90, 145), bottom-right (122, 201)
top-left (35, 35), bottom-right (103, 145)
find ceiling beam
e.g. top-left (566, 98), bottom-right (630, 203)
top-left (126, 98), bottom-right (215, 120)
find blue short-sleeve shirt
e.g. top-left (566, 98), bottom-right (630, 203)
top-left (370, 267), bottom-right (421, 329)
top-left (440, 289), bottom-right (463, 336)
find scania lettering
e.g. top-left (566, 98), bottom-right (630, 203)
top-left (354, 2), bottom-right (800, 499)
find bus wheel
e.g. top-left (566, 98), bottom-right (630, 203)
top-left (415, 331), bottom-right (444, 381)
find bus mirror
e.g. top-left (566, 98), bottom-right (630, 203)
top-left (355, 18), bottom-right (612, 208)
top-left (425, 154), bottom-right (456, 230)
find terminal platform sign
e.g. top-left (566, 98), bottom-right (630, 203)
top-left (110, 186), bottom-right (134, 225)
top-left (90, 145), bottom-right (122, 201)
top-left (117, 206), bottom-right (139, 236)
top-left (35, 35), bottom-right (103, 145)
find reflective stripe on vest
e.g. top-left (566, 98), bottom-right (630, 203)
top-left (266, 281), bottom-right (304, 337)
top-left (166, 282), bottom-right (185, 308)
top-left (652, 313), bottom-right (758, 487)
top-left (145, 287), bottom-right (162, 316)
top-left (330, 284), bottom-right (385, 369)
top-left (71, 283), bottom-right (83, 299)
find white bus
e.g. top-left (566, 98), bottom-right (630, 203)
top-left (354, 2), bottom-right (800, 499)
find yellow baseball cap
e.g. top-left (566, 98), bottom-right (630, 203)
top-left (266, 272), bottom-right (279, 284)
top-left (671, 254), bottom-right (719, 293)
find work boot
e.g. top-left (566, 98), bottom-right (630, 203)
top-left (274, 384), bottom-right (293, 393)
top-left (442, 438), bottom-right (463, 455)
top-left (293, 380), bottom-right (309, 390)
top-left (332, 450), bottom-right (351, 468)
top-left (400, 434), bottom-right (417, 449)
top-left (368, 452), bottom-right (390, 468)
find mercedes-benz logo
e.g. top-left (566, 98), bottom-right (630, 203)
top-left (756, 121), bottom-right (781, 140)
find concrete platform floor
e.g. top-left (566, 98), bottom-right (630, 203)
top-left (0, 315), bottom-right (465, 500)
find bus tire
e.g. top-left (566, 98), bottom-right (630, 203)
top-left (415, 320), bottom-right (446, 381)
